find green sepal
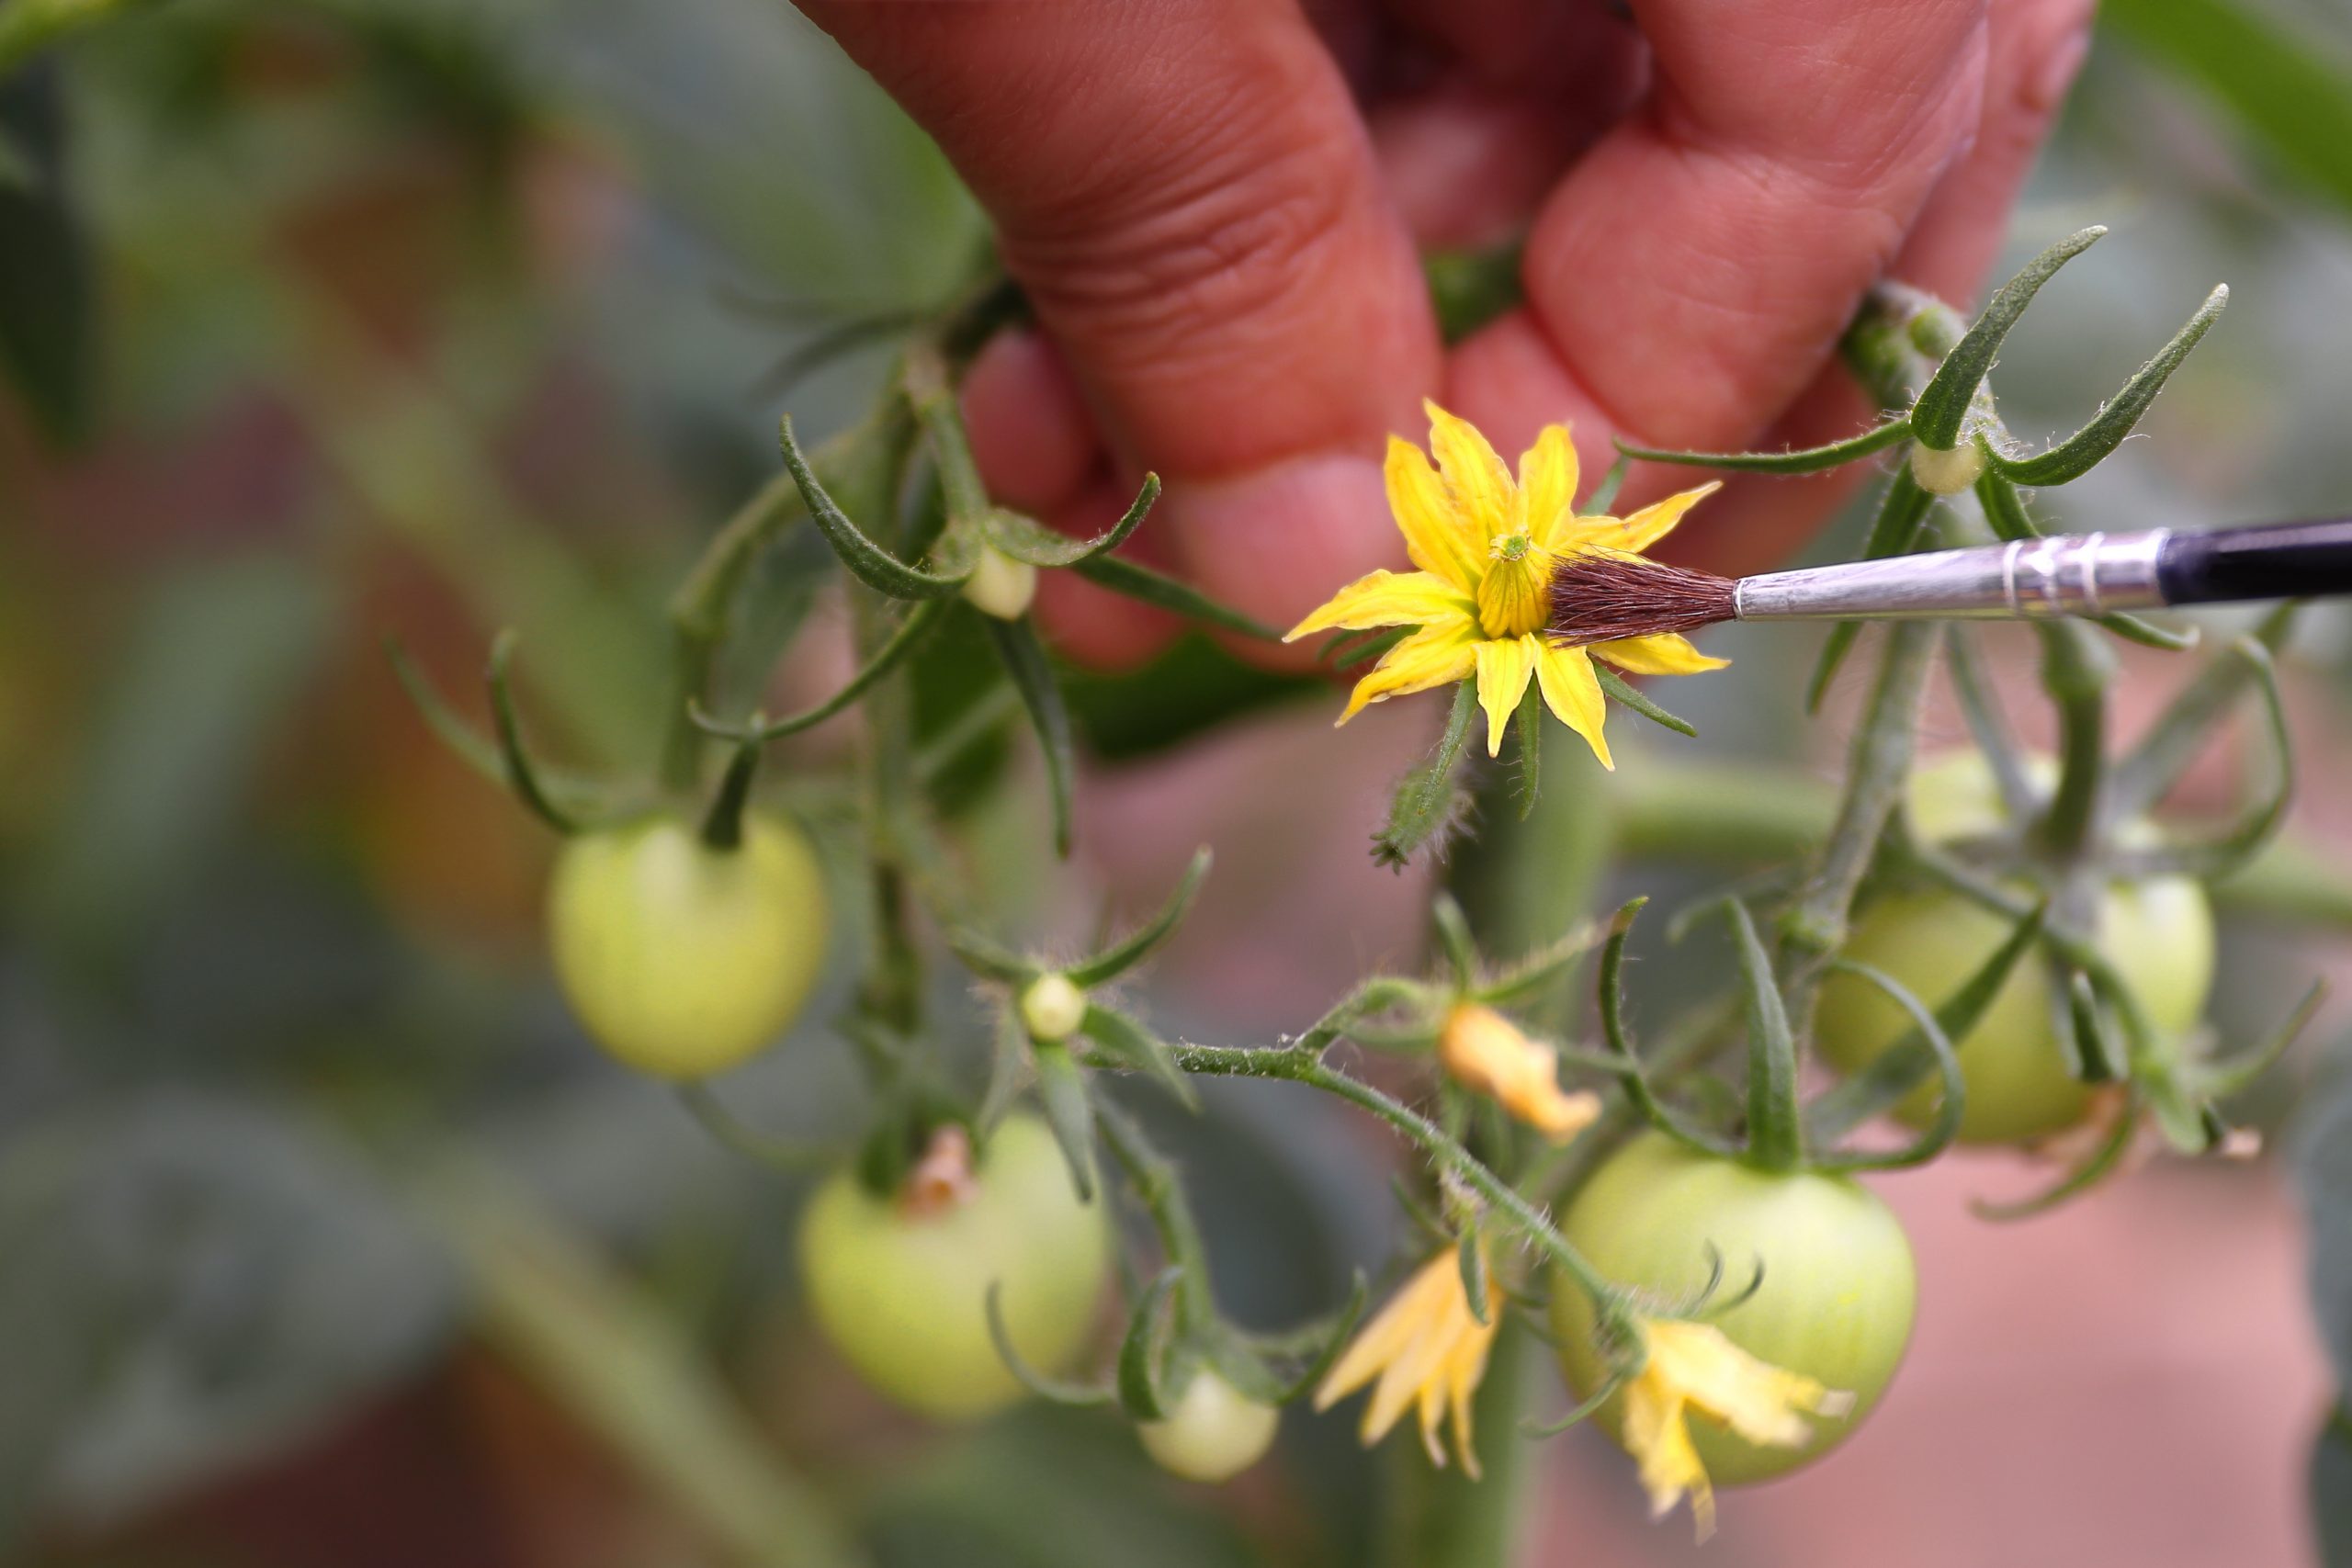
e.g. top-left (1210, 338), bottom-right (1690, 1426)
top-left (1068, 846), bottom-right (1211, 987)
top-left (986, 1280), bottom-right (1114, 1406)
top-left (2143, 1067), bottom-right (2214, 1156)
top-left (1513, 682), bottom-right (1543, 818)
top-left (2199, 980), bottom-right (2325, 1100)
top-left (1115, 1267), bottom-right (1184, 1422)
top-left (2112, 600), bottom-right (2299, 818)
top-left (1615, 418), bottom-right (1911, 474)
top-left (1910, 225), bottom-right (2105, 449)
top-left (980, 613), bottom-right (1078, 856)
top-left (943, 927), bottom-right (1036, 984)
top-left (982, 474), bottom-right (1160, 568)
top-left (1080, 1003), bottom-right (1198, 1111)
top-left (674, 1082), bottom-right (848, 1171)
top-left (1807, 898), bottom-right (2045, 1144)
top-left (1806, 468), bottom-right (1936, 711)
top-left (1322, 625), bottom-right (1410, 670)
top-left (1474, 917), bottom-right (1605, 1007)
top-left (1032, 1043), bottom-right (1099, 1203)
top-left (1942, 626), bottom-right (2039, 821)
top-left (1725, 897), bottom-right (1801, 1170)
top-left (1070, 553), bottom-right (1277, 639)
top-left (487, 630), bottom-right (583, 835)
top-left (1373, 680), bottom-right (1477, 870)
top-left (1593, 664), bottom-right (1698, 737)
top-left (2105, 636), bottom-right (2292, 882)
top-left (696, 730), bottom-right (761, 851)
top-left (2064, 967), bottom-right (2124, 1084)
top-left (1232, 1269), bottom-right (1370, 1405)
top-left (1521, 1374), bottom-right (1623, 1438)
top-left (1808, 958), bottom-right (1969, 1172)
top-left (1431, 892), bottom-right (1479, 991)
top-left (1972, 1093), bottom-right (2140, 1221)
top-left (1456, 1229), bottom-right (1491, 1327)
top-left (780, 412), bottom-right (970, 599)
top-left (978, 1008), bottom-right (1032, 1135)
top-left (1987, 284), bottom-right (2228, 487)
top-left (692, 597), bottom-right (948, 745)
top-left (1583, 452), bottom-right (1632, 515)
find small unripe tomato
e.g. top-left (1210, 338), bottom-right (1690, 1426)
top-left (1815, 752), bottom-right (2214, 1144)
top-left (961, 546), bottom-right (1038, 621)
top-left (1138, 1368), bottom-right (1281, 1483)
top-left (546, 812), bottom-right (828, 1078)
top-left (1019, 973), bottom-right (1088, 1043)
top-left (797, 1117), bottom-right (1111, 1421)
top-left (1907, 436), bottom-right (1985, 496)
top-left (1551, 1133), bottom-right (1917, 1486)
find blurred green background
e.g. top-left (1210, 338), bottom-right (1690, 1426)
top-left (7, 1), bottom-right (2352, 1564)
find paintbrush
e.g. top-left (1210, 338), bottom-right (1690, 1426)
top-left (1545, 521), bottom-right (2352, 647)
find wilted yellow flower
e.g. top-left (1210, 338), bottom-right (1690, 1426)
top-left (1284, 402), bottom-right (1726, 769)
top-left (1440, 1003), bottom-right (1600, 1143)
top-left (1315, 1245), bottom-right (1499, 1474)
top-left (1623, 1317), bottom-right (1852, 1540)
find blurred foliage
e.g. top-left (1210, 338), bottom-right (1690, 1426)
top-left (0, 0), bottom-right (2348, 1563)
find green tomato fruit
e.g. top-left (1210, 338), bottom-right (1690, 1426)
top-left (547, 812), bottom-right (829, 1078)
top-left (1551, 1133), bottom-right (1917, 1487)
top-left (1138, 1367), bottom-right (1281, 1483)
top-left (797, 1116), bottom-right (1111, 1421)
top-left (1815, 751), bottom-right (2214, 1144)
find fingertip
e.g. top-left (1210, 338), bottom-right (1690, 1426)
top-left (959, 329), bottom-right (1102, 513)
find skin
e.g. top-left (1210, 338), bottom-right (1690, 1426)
top-left (793, 0), bottom-right (2096, 669)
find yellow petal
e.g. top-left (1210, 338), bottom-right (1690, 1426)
top-left (1385, 436), bottom-right (1484, 592)
top-left (1645, 1320), bottom-right (1835, 1450)
top-left (1337, 623), bottom-right (1479, 724)
top-left (1533, 640), bottom-right (1613, 771)
top-left (1316, 1261), bottom-right (1446, 1409)
top-left (1284, 569), bottom-right (1474, 642)
top-left (1516, 423), bottom-right (1579, 550)
top-left (1589, 632), bottom-right (1730, 675)
top-left (1569, 480), bottom-right (1721, 556)
top-left (1359, 1268), bottom-right (1459, 1443)
top-left (1444, 1307), bottom-right (1495, 1478)
top-left (1423, 400), bottom-right (1516, 541)
top-left (1624, 1371), bottom-right (1713, 1540)
top-left (1474, 636), bottom-right (1535, 758)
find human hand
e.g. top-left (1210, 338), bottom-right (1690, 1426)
top-left (795, 0), bottom-right (2092, 668)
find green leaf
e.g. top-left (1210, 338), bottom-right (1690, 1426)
top-left (1069, 554), bottom-right (1276, 639)
top-left (2105, 0), bottom-right (2352, 221)
top-left (1079, 1004), bottom-right (1197, 1111)
top-left (982, 475), bottom-right (1160, 568)
top-left (1910, 226), bottom-right (2106, 448)
top-left (779, 413), bottom-right (970, 599)
top-left (1988, 284), bottom-right (2229, 487)
top-left (1614, 419), bottom-right (1911, 474)
top-left (1809, 959), bottom-right (1968, 1172)
top-left (1373, 681), bottom-right (1478, 870)
top-left (1068, 848), bottom-right (1211, 987)
top-left (980, 614), bottom-right (1078, 856)
top-left (1593, 665), bottom-right (1697, 737)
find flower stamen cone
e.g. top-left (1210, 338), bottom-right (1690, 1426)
top-left (1623, 1317), bottom-right (1853, 1540)
top-left (1440, 1003), bottom-right (1600, 1143)
top-left (1315, 1245), bottom-right (1500, 1475)
top-left (1283, 402), bottom-right (1727, 769)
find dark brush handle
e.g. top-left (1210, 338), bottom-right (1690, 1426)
top-left (2157, 519), bottom-right (2352, 607)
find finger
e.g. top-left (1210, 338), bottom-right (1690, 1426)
top-left (959, 328), bottom-right (1100, 515)
top-left (1031, 481), bottom-right (1186, 671)
top-left (797, 0), bottom-right (1441, 642)
top-left (1512, 0), bottom-right (1992, 448)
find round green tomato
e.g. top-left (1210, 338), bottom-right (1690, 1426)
top-left (1815, 752), bottom-right (2214, 1144)
top-left (1138, 1367), bottom-right (1281, 1483)
top-left (547, 812), bottom-right (829, 1078)
top-left (797, 1116), bottom-right (1111, 1421)
top-left (1550, 1133), bottom-right (1916, 1487)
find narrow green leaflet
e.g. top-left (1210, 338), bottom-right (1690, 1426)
top-left (1373, 681), bottom-right (1477, 869)
top-left (1594, 665), bottom-right (1697, 737)
top-left (981, 614), bottom-right (1078, 856)
top-left (1910, 226), bottom-right (2105, 449)
top-left (1615, 419), bottom-right (1911, 474)
top-left (983, 475), bottom-right (1161, 568)
top-left (1071, 553), bottom-right (1277, 639)
top-left (1988, 284), bottom-right (2228, 487)
top-left (1810, 959), bottom-right (1968, 1171)
top-left (779, 413), bottom-right (970, 599)
top-left (1079, 1004), bottom-right (1197, 1111)
top-left (1068, 847), bottom-right (1212, 987)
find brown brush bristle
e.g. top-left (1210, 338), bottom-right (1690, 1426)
top-left (1546, 551), bottom-right (1738, 646)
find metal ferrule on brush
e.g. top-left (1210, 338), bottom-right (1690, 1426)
top-left (1732, 528), bottom-right (2176, 624)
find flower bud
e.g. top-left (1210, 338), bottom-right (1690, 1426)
top-left (1907, 436), bottom-right (1985, 496)
top-left (961, 545), bottom-right (1038, 620)
top-left (1440, 1003), bottom-right (1600, 1143)
top-left (1020, 972), bottom-right (1088, 1042)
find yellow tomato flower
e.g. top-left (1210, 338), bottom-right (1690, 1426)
top-left (1315, 1244), bottom-right (1499, 1474)
top-left (1284, 401), bottom-right (1727, 768)
top-left (1440, 1003), bottom-right (1601, 1143)
top-left (1623, 1316), bottom-right (1853, 1540)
